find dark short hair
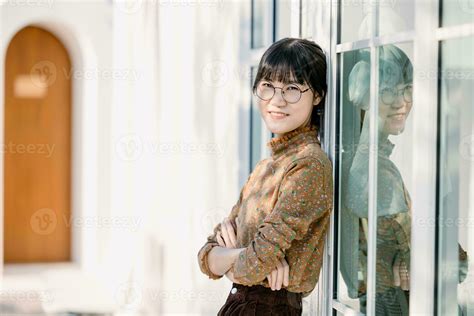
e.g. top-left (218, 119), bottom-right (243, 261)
top-left (252, 38), bottom-right (328, 130)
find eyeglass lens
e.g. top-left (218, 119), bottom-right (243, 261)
top-left (381, 85), bottom-right (413, 105)
top-left (256, 82), bottom-right (302, 103)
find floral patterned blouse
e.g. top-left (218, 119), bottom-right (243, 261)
top-left (197, 124), bottom-right (333, 298)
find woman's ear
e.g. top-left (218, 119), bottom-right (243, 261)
top-left (313, 95), bottom-right (322, 106)
top-left (313, 90), bottom-right (325, 106)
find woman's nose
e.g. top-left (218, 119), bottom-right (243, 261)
top-left (391, 94), bottom-right (407, 109)
top-left (270, 88), bottom-right (286, 105)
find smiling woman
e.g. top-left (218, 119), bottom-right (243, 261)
top-left (251, 38), bottom-right (327, 138)
top-left (197, 38), bottom-right (333, 316)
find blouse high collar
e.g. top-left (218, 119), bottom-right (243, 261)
top-left (266, 125), bottom-right (320, 160)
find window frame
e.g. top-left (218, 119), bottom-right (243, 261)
top-left (324, 1), bottom-right (474, 315)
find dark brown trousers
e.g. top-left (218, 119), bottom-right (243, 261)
top-left (217, 283), bottom-right (303, 316)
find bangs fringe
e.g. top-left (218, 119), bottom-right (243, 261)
top-left (259, 51), bottom-right (307, 86)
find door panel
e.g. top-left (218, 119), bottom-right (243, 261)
top-left (4, 26), bottom-right (72, 263)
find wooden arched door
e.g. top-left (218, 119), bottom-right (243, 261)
top-left (4, 26), bottom-right (72, 263)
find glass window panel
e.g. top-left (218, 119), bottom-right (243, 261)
top-left (377, 0), bottom-right (414, 37)
top-left (275, 0), bottom-right (292, 40)
top-left (338, 43), bottom-right (415, 315)
top-left (374, 42), bottom-right (414, 315)
top-left (341, 1), bottom-right (414, 43)
top-left (437, 36), bottom-right (474, 316)
top-left (301, 0), bottom-right (317, 39)
top-left (338, 48), bottom-right (371, 313)
top-left (441, 0), bottom-right (474, 27)
top-left (340, 1), bottom-right (369, 43)
top-left (250, 66), bottom-right (262, 172)
top-left (252, 0), bottom-right (273, 49)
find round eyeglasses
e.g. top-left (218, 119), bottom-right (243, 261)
top-left (380, 84), bottom-right (413, 105)
top-left (254, 81), bottom-right (310, 104)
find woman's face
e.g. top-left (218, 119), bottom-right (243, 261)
top-left (256, 78), bottom-right (320, 137)
top-left (378, 82), bottom-right (413, 135)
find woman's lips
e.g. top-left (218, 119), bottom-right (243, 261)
top-left (268, 111), bottom-right (289, 120)
top-left (388, 113), bottom-right (405, 121)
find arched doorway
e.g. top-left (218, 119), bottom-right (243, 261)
top-left (4, 26), bottom-right (72, 263)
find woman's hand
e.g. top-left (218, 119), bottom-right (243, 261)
top-left (216, 217), bottom-right (238, 249)
top-left (216, 217), bottom-right (242, 284)
top-left (217, 218), bottom-right (289, 290)
top-left (393, 255), bottom-right (410, 290)
top-left (207, 247), bottom-right (246, 280)
top-left (266, 257), bottom-right (290, 291)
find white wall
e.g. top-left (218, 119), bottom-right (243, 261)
top-left (109, 1), bottom-right (244, 314)
top-left (102, 1), bottom-right (244, 314)
top-left (0, 0), bottom-right (244, 315)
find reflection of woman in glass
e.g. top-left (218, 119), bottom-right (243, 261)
top-left (197, 38), bottom-right (333, 315)
top-left (341, 44), bottom-right (469, 315)
top-left (341, 45), bottom-right (413, 315)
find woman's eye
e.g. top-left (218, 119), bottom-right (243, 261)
top-left (286, 85), bottom-right (299, 91)
top-left (261, 82), bottom-right (272, 87)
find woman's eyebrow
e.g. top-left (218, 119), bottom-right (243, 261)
top-left (279, 80), bottom-right (303, 85)
top-left (264, 79), bottom-right (304, 86)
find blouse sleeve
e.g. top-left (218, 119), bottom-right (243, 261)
top-left (230, 157), bottom-right (331, 285)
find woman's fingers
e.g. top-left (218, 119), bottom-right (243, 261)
top-left (275, 259), bottom-right (284, 290)
top-left (271, 268), bottom-right (278, 290)
top-left (230, 218), bottom-right (237, 233)
top-left (220, 220), bottom-right (232, 248)
top-left (221, 218), bottom-right (237, 248)
top-left (392, 255), bottom-right (401, 287)
top-left (281, 258), bottom-right (290, 287)
top-left (225, 218), bottom-right (237, 248)
top-left (266, 258), bottom-right (290, 291)
top-left (216, 231), bottom-right (226, 247)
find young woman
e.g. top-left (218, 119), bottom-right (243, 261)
top-left (197, 37), bottom-right (333, 315)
